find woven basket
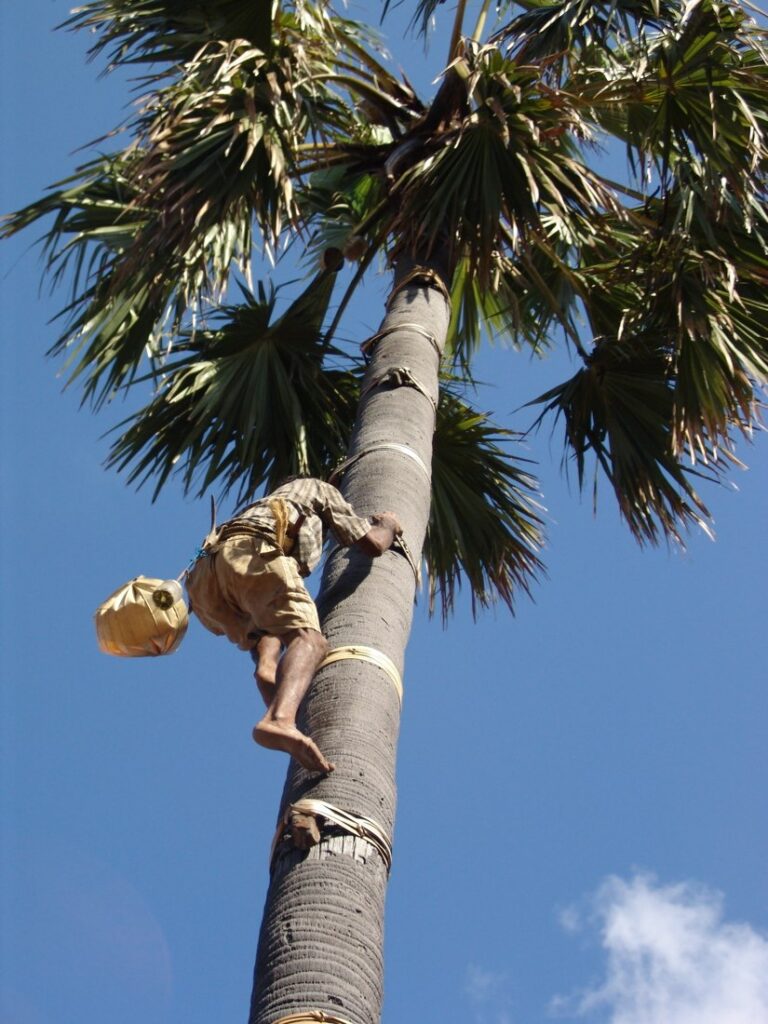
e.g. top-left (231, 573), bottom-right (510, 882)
top-left (94, 577), bottom-right (189, 657)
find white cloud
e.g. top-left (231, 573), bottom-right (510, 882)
top-left (465, 964), bottom-right (514, 1024)
top-left (555, 873), bottom-right (768, 1024)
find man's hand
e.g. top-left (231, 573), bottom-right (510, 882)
top-left (358, 511), bottom-right (403, 557)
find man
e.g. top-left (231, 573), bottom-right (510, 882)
top-left (186, 478), bottom-right (402, 774)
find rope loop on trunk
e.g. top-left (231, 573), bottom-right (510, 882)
top-left (269, 1012), bottom-right (355, 1024)
top-left (360, 321), bottom-right (441, 362)
top-left (392, 533), bottom-right (422, 587)
top-left (328, 442), bottom-right (430, 486)
top-left (271, 799), bottom-right (393, 874)
top-left (360, 365), bottom-right (437, 413)
top-left (317, 645), bottom-right (403, 705)
top-left (386, 266), bottom-right (453, 311)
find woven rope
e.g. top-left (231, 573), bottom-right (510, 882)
top-left (392, 532), bottom-right (422, 587)
top-left (328, 442), bottom-right (430, 486)
top-left (270, 1012), bottom-right (355, 1024)
top-left (360, 322), bottom-right (441, 361)
top-left (271, 799), bottom-right (393, 874)
top-left (317, 644), bottom-right (403, 705)
top-left (360, 365), bottom-right (437, 413)
top-left (295, 799), bottom-right (393, 870)
top-left (386, 266), bottom-right (453, 310)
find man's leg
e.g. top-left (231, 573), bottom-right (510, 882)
top-left (252, 627), bottom-right (332, 773)
top-left (251, 634), bottom-right (282, 707)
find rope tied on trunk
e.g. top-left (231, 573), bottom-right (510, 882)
top-left (360, 365), bottom-right (437, 413)
top-left (392, 533), bottom-right (422, 587)
top-left (269, 1013), bottom-right (355, 1024)
top-left (317, 645), bottom-right (403, 704)
top-left (271, 799), bottom-right (393, 874)
top-left (328, 442), bottom-right (430, 486)
top-left (386, 266), bottom-right (453, 311)
top-left (360, 322), bottom-right (441, 362)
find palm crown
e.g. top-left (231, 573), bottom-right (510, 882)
top-left (5, 0), bottom-right (768, 610)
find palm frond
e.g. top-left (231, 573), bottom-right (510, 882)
top-left (1, 153), bottom-right (142, 292)
top-left (446, 229), bottom-right (584, 368)
top-left (65, 0), bottom-right (273, 66)
top-left (0, 153), bottom-right (177, 404)
top-left (4, 9), bottom-right (381, 405)
top-left (383, 45), bottom-right (619, 368)
top-left (570, 0), bottom-right (768, 195)
top-left (496, 0), bottom-right (683, 79)
top-left (529, 339), bottom-right (730, 545)
top-left (381, 0), bottom-right (443, 37)
top-left (426, 384), bottom-right (545, 620)
top-left (392, 45), bottom-right (621, 284)
top-left (106, 269), bottom-right (355, 501)
top-left (66, 0), bottom-right (384, 71)
top-left (530, 154), bottom-right (768, 545)
top-left (122, 38), bottom-right (305, 272)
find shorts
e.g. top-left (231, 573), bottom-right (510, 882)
top-left (185, 535), bottom-right (321, 649)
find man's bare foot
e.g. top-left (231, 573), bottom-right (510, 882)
top-left (253, 718), bottom-right (335, 774)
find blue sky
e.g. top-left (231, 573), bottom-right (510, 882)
top-left (2, 3), bottom-right (767, 1024)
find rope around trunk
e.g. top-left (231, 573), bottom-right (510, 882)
top-left (317, 645), bottom-right (403, 704)
top-left (271, 798), bottom-right (393, 874)
top-left (359, 365), bottom-right (437, 413)
top-left (328, 442), bottom-right (430, 486)
top-left (360, 321), bottom-right (441, 361)
top-left (385, 266), bottom-right (453, 310)
top-left (269, 1012), bottom-right (355, 1024)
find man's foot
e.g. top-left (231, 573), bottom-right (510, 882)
top-left (253, 718), bottom-right (335, 774)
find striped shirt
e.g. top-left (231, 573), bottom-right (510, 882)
top-left (231, 478), bottom-right (372, 576)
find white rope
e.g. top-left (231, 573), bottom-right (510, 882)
top-left (317, 644), bottom-right (403, 705)
top-left (269, 1012), bottom-right (355, 1024)
top-left (271, 798), bottom-right (393, 874)
top-left (328, 442), bottom-right (430, 486)
top-left (360, 321), bottom-right (441, 360)
top-left (360, 365), bottom-right (437, 413)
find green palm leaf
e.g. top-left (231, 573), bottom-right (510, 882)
top-left (65, 0), bottom-right (273, 65)
top-left (387, 45), bottom-right (619, 361)
top-left (531, 183), bottom-right (768, 543)
top-left (3, 8), bottom-right (380, 405)
top-left (426, 384), bottom-right (545, 619)
top-left (529, 339), bottom-right (725, 544)
top-left (0, 153), bottom-right (176, 404)
top-left (106, 268), bottom-right (355, 500)
top-left (570, 0), bottom-right (768, 189)
top-left (496, 0), bottom-right (682, 78)
top-left (446, 231), bottom-right (583, 369)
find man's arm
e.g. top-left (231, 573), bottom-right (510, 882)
top-left (278, 478), bottom-right (401, 554)
top-left (356, 512), bottom-right (402, 556)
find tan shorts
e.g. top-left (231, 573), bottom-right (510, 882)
top-left (185, 535), bottom-right (321, 649)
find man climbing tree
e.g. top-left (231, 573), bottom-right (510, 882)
top-left (186, 478), bottom-right (402, 773)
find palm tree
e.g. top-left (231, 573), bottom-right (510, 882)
top-left (4, 1), bottom-right (768, 1021)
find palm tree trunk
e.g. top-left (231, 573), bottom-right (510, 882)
top-left (249, 253), bottom-right (451, 1024)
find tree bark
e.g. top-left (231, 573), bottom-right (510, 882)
top-left (249, 254), bottom-right (451, 1024)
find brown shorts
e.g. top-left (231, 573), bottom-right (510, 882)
top-left (185, 535), bottom-right (321, 649)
